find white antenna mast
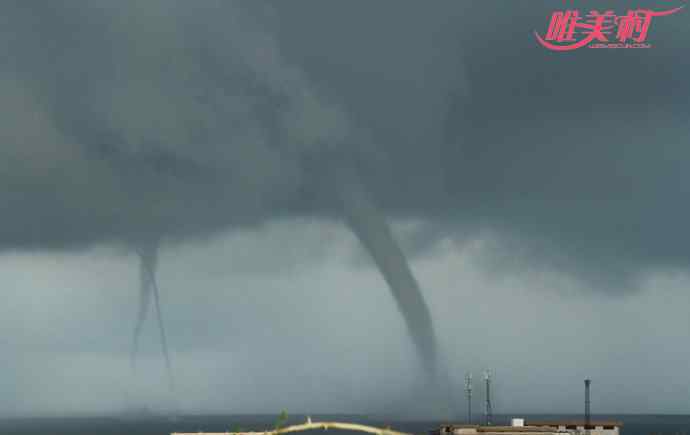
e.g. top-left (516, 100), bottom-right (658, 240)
top-left (484, 369), bottom-right (493, 426)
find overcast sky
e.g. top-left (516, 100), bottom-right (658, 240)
top-left (1, 0), bottom-right (689, 418)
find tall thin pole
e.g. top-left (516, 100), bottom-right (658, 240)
top-left (484, 370), bottom-right (492, 426)
top-left (465, 373), bottom-right (473, 424)
top-left (584, 379), bottom-right (591, 428)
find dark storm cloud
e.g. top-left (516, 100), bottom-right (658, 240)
top-left (272, 1), bottom-right (690, 289)
top-left (445, 2), bottom-right (690, 288)
top-left (0, 0), bottom-right (688, 288)
top-left (2, 1), bottom-right (299, 249)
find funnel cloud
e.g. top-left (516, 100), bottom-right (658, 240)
top-left (337, 168), bottom-right (438, 375)
top-left (131, 242), bottom-right (176, 396)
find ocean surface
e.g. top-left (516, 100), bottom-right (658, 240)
top-left (2, 414), bottom-right (689, 435)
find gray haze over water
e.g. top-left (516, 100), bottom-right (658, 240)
top-left (1, 0), bottom-right (690, 418)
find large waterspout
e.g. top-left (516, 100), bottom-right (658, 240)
top-left (336, 169), bottom-right (438, 377)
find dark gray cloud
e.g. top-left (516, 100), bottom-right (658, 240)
top-left (1, 1), bottom-right (315, 248)
top-left (271, 1), bottom-right (690, 289)
top-left (1, 0), bottom-right (687, 288)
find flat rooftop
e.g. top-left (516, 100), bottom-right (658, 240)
top-left (527, 421), bottom-right (623, 427)
top-left (435, 421), bottom-right (623, 435)
top-left (437, 425), bottom-right (559, 435)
